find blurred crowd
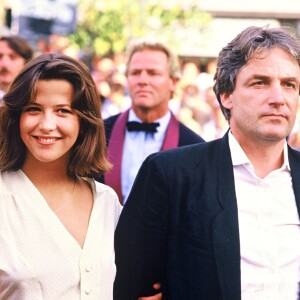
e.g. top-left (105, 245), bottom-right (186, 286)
top-left (6, 33), bottom-right (300, 146)
top-left (30, 34), bottom-right (229, 142)
top-left (89, 50), bottom-right (229, 141)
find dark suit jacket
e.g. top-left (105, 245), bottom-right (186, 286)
top-left (113, 133), bottom-right (300, 300)
top-left (96, 111), bottom-right (204, 203)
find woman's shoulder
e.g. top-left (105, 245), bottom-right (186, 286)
top-left (84, 177), bottom-right (117, 195)
top-left (84, 177), bottom-right (122, 209)
top-left (0, 170), bottom-right (27, 192)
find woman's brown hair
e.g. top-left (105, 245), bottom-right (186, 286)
top-left (0, 52), bottom-right (111, 177)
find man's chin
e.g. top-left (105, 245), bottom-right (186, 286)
top-left (263, 131), bottom-right (289, 142)
top-left (0, 79), bottom-right (11, 90)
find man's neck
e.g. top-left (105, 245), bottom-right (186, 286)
top-left (238, 138), bottom-right (285, 179)
top-left (131, 107), bottom-right (169, 123)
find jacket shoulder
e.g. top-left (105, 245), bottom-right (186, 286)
top-left (148, 137), bottom-right (223, 169)
top-left (178, 122), bottom-right (205, 145)
top-left (104, 113), bottom-right (121, 143)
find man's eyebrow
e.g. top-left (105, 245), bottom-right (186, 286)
top-left (248, 74), bottom-right (270, 80)
top-left (281, 76), bottom-right (299, 82)
top-left (247, 74), bottom-right (298, 81)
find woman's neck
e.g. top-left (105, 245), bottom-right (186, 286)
top-left (21, 156), bottom-right (71, 185)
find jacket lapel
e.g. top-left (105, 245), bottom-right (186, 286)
top-left (104, 109), bottom-right (129, 204)
top-left (161, 113), bottom-right (179, 150)
top-left (105, 110), bottom-right (180, 204)
top-left (212, 133), bottom-right (241, 300)
top-left (211, 140), bottom-right (300, 300)
top-left (288, 147), bottom-right (300, 218)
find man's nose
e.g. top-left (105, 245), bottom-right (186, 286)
top-left (137, 71), bottom-right (149, 84)
top-left (0, 55), bottom-right (11, 68)
top-left (268, 83), bottom-right (285, 106)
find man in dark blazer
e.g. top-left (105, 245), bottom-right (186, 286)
top-left (114, 26), bottom-right (300, 299)
top-left (100, 38), bottom-right (204, 204)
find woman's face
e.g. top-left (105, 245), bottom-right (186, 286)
top-left (20, 79), bottom-right (80, 165)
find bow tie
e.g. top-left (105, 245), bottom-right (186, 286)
top-left (126, 121), bottom-right (160, 133)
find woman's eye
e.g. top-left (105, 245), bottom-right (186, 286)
top-left (24, 106), bottom-right (40, 112)
top-left (57, 108), bottom-right (72, 114)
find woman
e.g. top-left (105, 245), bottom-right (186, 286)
top-left (0, 53), bottom-right (122, 299)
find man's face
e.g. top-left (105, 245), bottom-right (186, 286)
top-left (126, 49), bottom-right (176, 116)
top-left (0, 40), bottom-right (26, 91)
top-left (221, 47), bottom-right (300, 146)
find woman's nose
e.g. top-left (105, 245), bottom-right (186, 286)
top-left (39, 113), bottom-right (56, 131)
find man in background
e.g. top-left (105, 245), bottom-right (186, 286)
top-left (99, 37), bottom-right (204, 204)
top-left (0, 35), bottom-right (33, 103)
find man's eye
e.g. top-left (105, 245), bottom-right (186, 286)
top-left (130, 71), bottom-right (140, 76)
top-left (254, 81), bottom-right (264, 85)
top-left (285, 82), bottom-right (295, 88)
top-left (148, 71), bottom-right (159, 76)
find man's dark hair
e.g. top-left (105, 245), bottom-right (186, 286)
top-left (213, 26), bottom-right (300, 121)
top-left (0, 35), bottom-right (33, 62)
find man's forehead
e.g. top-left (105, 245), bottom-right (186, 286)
top-left (0, 41), bottom-right (23, 58)
top-left (129, 51), bottom-right (168, 67)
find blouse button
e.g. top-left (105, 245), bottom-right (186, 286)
top-left (85, 265), bottom-right (91, 272)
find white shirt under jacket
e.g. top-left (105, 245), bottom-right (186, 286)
top-left (0, 169), bottom-right (122, 300)
top-left (122, 109), bottom-right (171, 203)
top-left (229, 132), bottom-right (300, 300)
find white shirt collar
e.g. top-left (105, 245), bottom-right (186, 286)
top-left (228, 131), bottom-right (290, 171)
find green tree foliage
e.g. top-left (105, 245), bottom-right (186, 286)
top-left (69, 0), bottom-right (211, 57)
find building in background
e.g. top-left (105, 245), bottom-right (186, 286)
top-left (178, 0), bottom-right (300, 66)
top-left (3, 0), bottom-right (78, 44)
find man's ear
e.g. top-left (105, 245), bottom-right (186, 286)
top-left (220, 92), bottom-right (233, 109)
top-left (170, 77), bottom-right (179, 92)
